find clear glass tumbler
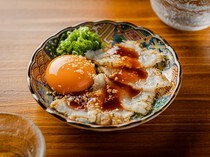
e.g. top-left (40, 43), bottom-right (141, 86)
top-left (150, 0), bottom-right (210, 31)
top-left (0, 113), bottom-right (46, 157)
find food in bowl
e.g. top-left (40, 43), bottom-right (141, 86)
top-left (56, 26), bottom-right (103, 56)
top-left (45, 28), bottom-right (172, 125)
top-left (28, 21), bottom-right (181, 130)
top-left (46, 55), bottom-right (96, 94)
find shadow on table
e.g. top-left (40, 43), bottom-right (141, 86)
top-left (66, 103), bottom-right (207, 157)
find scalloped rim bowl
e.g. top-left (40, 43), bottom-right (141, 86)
top-left (27, 20), bottom-right (182, 131)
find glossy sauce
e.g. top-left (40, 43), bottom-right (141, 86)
top-left (69, 101), bottom-right (85, 110)
top-left (102, 45), bottom-right (147, 110)
top-left (67, 44), bottom-right (147, 111)
top-left (111, 67), bottom-right (148, 84)
top-left (101, 83), bottom-right (122, 111)
top-left (122, 56), bottom-right (142, 69)
top-left (67, 94), bottom-right (87, 110)
top-left (102, 81), bottom-right (141, 111)
top-left (112, 45), bottom-right (148, 84)
top-left (102, 97), bottom-right (122, 111)
top-left (116, 45), bottom-right (139, 58)
top-left (116, 82), bottom-right (141, 98)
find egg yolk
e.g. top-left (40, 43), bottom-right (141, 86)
top-left (46, 55), bottom-right (96, 94)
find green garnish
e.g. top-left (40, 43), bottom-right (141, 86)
top-left (56, 26), bottom-right (103, 56)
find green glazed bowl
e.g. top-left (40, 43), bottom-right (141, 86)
top-left (27, 20), bottom-right (182, 131)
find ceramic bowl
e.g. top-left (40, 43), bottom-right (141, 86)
top-left (27, 20), bottom-right (182, 131)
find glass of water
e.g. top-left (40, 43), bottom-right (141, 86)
top-left (150, 0), bottom-right (210, 31)
top-left (0, 113), bottom-right (45, 157)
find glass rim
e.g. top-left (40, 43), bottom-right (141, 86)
top-left (0, 112), bottom-right (46, 157)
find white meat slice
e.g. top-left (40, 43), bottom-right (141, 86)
top-left (121, 91), bottom-right (155, 115)
top-left (50, 98), bottom-right (90, 123)
top-left (92, 73), bottom-right (106, 91)
top-left (98, 66), bottom-right (171, 95)
top-left (89, 41), bottom-right (164, 68)
top-left (119, 40), bottom-right (164, 68)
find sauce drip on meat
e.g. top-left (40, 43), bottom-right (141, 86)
top-left (67, 44), bottom-right (147, 111)
top-left (116, 45), bottom-right (139, 58)
top-left (112, 45), bottom-right (148, 84)
top-left (67, 94), bottom-right (88, 110)
top-left (122, 56), bottom-right (141, 69)
top-left (110, 67), bottom-right (148, 84)
top-left (69, 101), bottom-right (85, 110)
top-left (102, 82), bottom-right (141, 111)
top-left (102, 97), bottom-right (122, 111)
top-left (102, 44), bottom-right (147, 110)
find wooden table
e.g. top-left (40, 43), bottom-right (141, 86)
top-left (0, 0), bottom-right (210, 156)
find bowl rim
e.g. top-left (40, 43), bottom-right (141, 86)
top-left (27, 20), bottom-right (182, 131)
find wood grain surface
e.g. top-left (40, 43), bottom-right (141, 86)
top-left (0, 0), bottom-right (210, 156)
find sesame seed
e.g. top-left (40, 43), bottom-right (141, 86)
top-left (75, 69), bottom-right (84, 75)
top-left (112, 89), bottom-right (118, 93)
top-left (107, 89), bottom-right (112, 93)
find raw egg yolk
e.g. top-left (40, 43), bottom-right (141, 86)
top-left (46, 55), bottom-right (96, 94)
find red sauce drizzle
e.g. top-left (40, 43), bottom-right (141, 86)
top-left (67, 44), bottom-right (147, 112)
top-left (102, 97), bottom-right (122, 111)
top-left (101, 84), bottom-right (122, 111)
top-left (122, 57), bottom-right (142, 69)
top-left (117, 82), bottom-right (141, 98)
top-left (67, 95), bottom-right (87, 110)
top-left (111, 67), bottom-right (148, 84)
top-left (116, 45), bottom-right (139, 58)
top-left (69, 101), bottom-right (86, 110)
top-left (102, 44), bottom-right (146, 111)
top-left (101, 82), bottom-right (141, 111)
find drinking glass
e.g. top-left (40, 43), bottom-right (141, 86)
top-left (0, 113), bottom-right (46, 157)
top-left (150, 0), bottom-right (210, 31)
